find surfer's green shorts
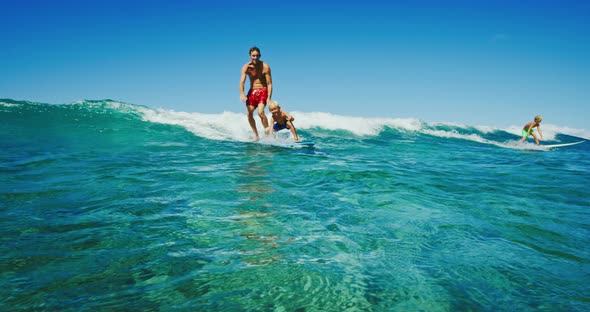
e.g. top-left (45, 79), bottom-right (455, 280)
top-left (522, 129), bottom-right (534, 137)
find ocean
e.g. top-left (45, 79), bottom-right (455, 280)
top-left (1, 99), bottom-right (589, 311)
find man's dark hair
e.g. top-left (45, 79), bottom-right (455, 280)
top-left (249, 46), bottom-right (261, 56)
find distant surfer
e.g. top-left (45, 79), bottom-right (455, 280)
top-left (265, 101), bottom-right (300, 142)
top-left (520, 115), bottom-right (544, 145)
top-left (239, 46), bottom-right (272, 141)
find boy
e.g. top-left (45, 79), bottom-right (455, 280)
top-left (520, 115), bottom-right (543, 145)
top-left (265, 101), bottom-right (300, 142)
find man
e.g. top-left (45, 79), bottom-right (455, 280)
top-left (239, 46), bottom-right (272, 141)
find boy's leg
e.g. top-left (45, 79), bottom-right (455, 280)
top-left (532, 133), bottom-right (540, 145)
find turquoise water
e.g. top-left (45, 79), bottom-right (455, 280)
top-left (1, 99), bottom-right (589, 311)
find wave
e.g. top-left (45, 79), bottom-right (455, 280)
top-left (2, 99), bottom-right (589, 148)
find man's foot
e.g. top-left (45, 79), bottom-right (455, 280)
top-left (251, 136), bottom-right (260, 142)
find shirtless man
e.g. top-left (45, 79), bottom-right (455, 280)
top-left (239, 47), bottom-right (272, 141)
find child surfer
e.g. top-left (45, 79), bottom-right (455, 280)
top-left (265, 101), bottom-right (300, 142)
top-left (520, 115), bottom-right (543, 145)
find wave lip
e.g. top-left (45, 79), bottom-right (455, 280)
top-left (2, 98), bottom-right (589, 144)
top-left (291, 112), bottom-right (423, 136)
top-left (138, 107), bottom-right (590, 144)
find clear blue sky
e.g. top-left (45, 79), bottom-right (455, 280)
top-left (2, 0), bottom-right (589, 129)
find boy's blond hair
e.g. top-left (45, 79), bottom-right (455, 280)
top-left (535, 115), bottom-right (542, 122)
top-left (268, 100), bottom-right (280, 109)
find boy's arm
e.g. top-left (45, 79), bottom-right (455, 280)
top-left (284, 111), bottom-right (294, 122)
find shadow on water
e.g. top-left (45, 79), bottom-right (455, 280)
top-left (232, 145), bottom-right (283, 266)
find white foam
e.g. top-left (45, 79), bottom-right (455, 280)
top-left (290, 111), bottom-right (423, 136)
top-left (139, 107), bottom-right (254, 141)
top-left (422, 129), bottom-right (490, 144)
top-left (0, 102), bottom-right (20, 107)
top-left (137, 108), bottom-right (424, 141)
top-left (132, 105), bottom-right (590, 146)
top-left (71, 100), bottom-right (129, 112)
top-left (498, 140), bottom-right (548, 150)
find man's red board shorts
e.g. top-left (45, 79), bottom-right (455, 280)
top-left (246, 88), bottom-right (268, 106)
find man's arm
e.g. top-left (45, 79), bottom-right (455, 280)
top-left (239, 64), bottom-right (248, 102)
top-left (264, 63), bottom-right (272, 101)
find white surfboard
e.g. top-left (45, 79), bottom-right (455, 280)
top-left (275, 141), bottom-right (315, 149)
top-left (255, 139), bottom-right (315, 149)
top-left (543, 140), bottom-right (585, 149)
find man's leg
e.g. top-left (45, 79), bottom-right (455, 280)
top-left (247, 105), bottom-right (260, 141)
top-left (257, 103), bottom-right (269, 129)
